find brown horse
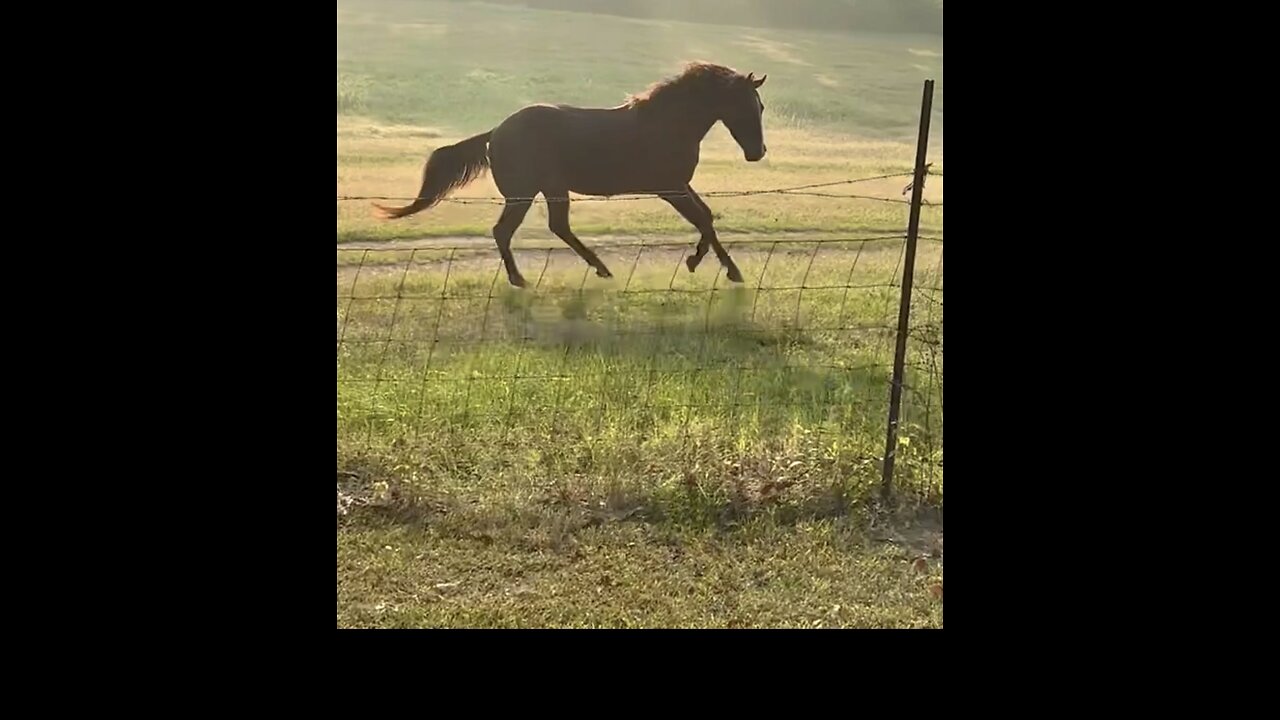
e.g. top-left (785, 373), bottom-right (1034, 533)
top-left (373, 62), bottom-right (768, 287)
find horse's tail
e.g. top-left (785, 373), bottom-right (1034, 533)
top-left (373, 130), bottom-right (493, 219)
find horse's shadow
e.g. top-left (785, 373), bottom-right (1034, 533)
top-left (483, 284), bottom-right (897, 430)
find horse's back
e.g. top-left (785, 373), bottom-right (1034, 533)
top-left (488, 102), bottom-right (692, 196)
top-left (495, 103), bottom-right (632, 140)
top-left (491, 103), bottom-right (636, 173)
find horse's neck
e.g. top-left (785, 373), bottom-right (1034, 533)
top-left (638, 105), bottom-right (718, 145)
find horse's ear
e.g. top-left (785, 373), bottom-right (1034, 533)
top-left (752, 74), bottom-right (767, 88)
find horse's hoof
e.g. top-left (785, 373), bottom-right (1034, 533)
top-left (596, 267), bottom-right (613, 279)
top-left (726, 267), bottom-right (744, 283)
top-left (686, 256), bottom-right (699, 272)
top-left (508, 275), bottom-right (527, 288)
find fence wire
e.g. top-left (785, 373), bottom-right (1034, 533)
top-left (337, 229), bottom-right (942, 500)
top-left (337, 169), bottom-right (943, 207)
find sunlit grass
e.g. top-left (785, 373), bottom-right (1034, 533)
top-left (337, 0), bottom-right (944, 628)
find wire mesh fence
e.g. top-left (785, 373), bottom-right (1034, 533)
top-left (337, 84), bottom-right (942, 505)
top-left (337, 231), bottom-right (942, 502)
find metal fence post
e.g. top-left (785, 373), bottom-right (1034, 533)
top-left (881, 79), bottom-right (935, 503)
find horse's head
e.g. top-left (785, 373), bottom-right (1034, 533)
top-left (628, 63), bottom-right (769, 160)
top-left (718, 72), bottom-right (768, 162)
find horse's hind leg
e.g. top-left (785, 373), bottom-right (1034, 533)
top-left (493, 199), bottom-right (532, 287)
top-left (546, 193), bottom-right (612, 278)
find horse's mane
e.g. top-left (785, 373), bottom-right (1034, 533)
top-left (624, 62), bottom-right (747, 112)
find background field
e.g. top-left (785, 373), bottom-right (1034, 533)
top-left (337, 0), bottom-right (944, 628)
top-left (337, 0), bottom-right (943, 242)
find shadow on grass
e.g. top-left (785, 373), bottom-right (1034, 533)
top-left (340, 282), bottom-right (904, 437)
top-left (338, 281), bottom-right (942, 542)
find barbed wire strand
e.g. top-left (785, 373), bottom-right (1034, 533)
top-left (341, 191), bottom-right (940, 208)
top-left (337, 171), bottom-right (943, 207)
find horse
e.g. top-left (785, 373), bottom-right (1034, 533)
top-left (373, 62), bottom-right (768, 287)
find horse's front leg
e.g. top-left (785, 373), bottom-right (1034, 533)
top-left (662, 186), bottom-right (743, 283)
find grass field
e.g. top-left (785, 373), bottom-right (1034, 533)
top-left (337, 0), bottom-right (943, 243)
top-left (337, 0), bottom-right (944, 628)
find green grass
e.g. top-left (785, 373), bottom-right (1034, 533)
top-left (338, 1), bottom-right (943, 136)
top-left (338, 0), bottom-right (944, 628)
top-left (337, 0), bottom-right (943, 243)
top-left (338, 241), bottom-right (944, 627)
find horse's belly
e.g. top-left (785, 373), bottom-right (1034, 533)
top-left (564, 157), bottom-right (689, 197)
top-left (568, 179), bottom-right (645, 197)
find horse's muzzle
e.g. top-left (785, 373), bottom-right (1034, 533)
top-left (745, 144), bottom-right (767, 162)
